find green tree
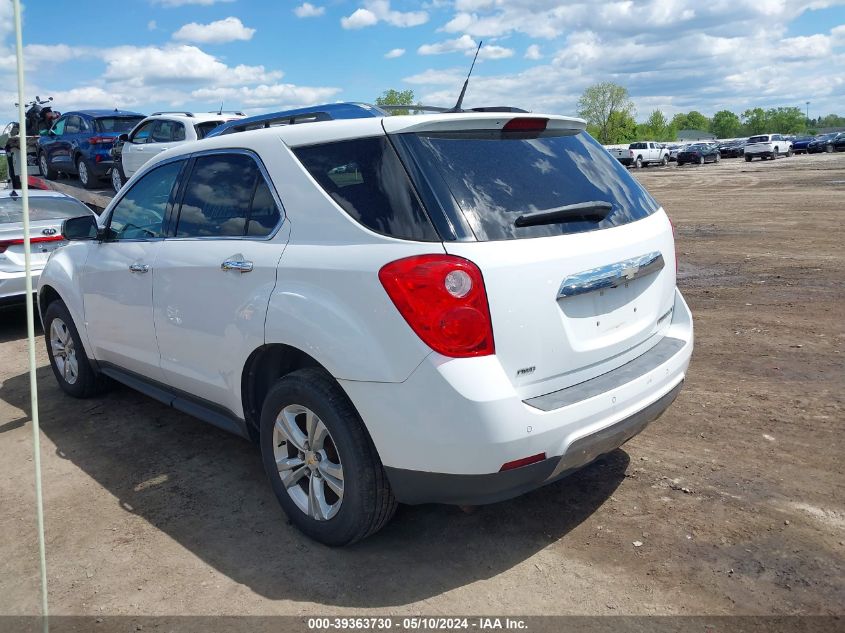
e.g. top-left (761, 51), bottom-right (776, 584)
top-left (638, 109), bottom-right (673, 140)
top-left (577, 82), bottom-right (636, 144)
top-left (710, 110), bottom-right (741, 139)
top-left (741, 108), bottom-right (768, 135)
top-left (766, 107), bottom-right (806, 134)
top-left (376, 88), bottom-right (416, 115)
top-left (671, 110), bottom-right (710, 132)
top-left (818, 113), bottom-right (845, 127)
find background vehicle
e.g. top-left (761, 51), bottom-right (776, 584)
top-left (38, 104), bottom-right (693, 545)
top-left (37, 109), bottom-right (145, 189)
top-left (716, 139), bottom-right (745, 158)
top-left (111, 111), bottom-right (245, 192)
top-left (0, 189), bottom-right (93, 305)
top-left (611, 141), bottom-right (670, 168)
top-left (807, 132), bottom-right (844, 154)
top-left (744, 134), bottom-right (792, 161)
top-left (676, 143), bottom-right (720, 165)
top-left (791, 136), bottom-right (814, 154)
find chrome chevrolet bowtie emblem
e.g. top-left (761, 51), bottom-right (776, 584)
top-left (42, 228), bottom-right (57, 236)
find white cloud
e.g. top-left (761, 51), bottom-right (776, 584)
top-left (190, 83), bottom-right (341, 108)
top-left (385, 48), bottom-right (406, 58)
top-left (524, 44), bottom-right (542, 60)
top-left (294, 3), bottom-right (325, 18)
top-left (418, 34), bottom-right (477, 55)
top-left (152, 0), bottom-right (234, 6)
top-left (477, 44), bottom-right (513, 60)
top-left (341, 0), bottom-right (428, 29)
top-left (147, 20), bottom-right (157, 31)
top-left (172, 17), bottom-right (255, 44)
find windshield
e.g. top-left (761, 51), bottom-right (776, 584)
top-left (95, 117), bottom-right (144, 134)
top-left (748, 135), bottom-right (770, 143)
top-left (399, 129), bottom-right (660, 241)
top-left (686, 144), bottom-right (707, 151)
top-left (0, 196), bottom-right (90, 223)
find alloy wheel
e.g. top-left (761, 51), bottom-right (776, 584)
top-left (39, 154), bottom-right (48, 177)
top-left (77, 159), bottom-right (89, 186)
top-left (50, 318), bottom-right (79, 385)
top-left (111, 168), bottom-right (122, 193)
top-left (273, 404), bottom-right (344, 521)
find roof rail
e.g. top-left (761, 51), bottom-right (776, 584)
top-left (151, 111), bottom-right (194, 117)
top-left (207, 102), bottom-right (385, 137)
top-left (212, 110), bottom-right (246, 116)
top-left (380, 104), bottom-right (528, 114)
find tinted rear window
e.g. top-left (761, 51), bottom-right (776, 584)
top-left (293, 137), bottom-right (438, 241)
top-left (95, 117), bottom-right (144, 133)
top-left (0, 196), bottom-right (90, 223)
top-left (629, 142), bottom-right (647, 149)
top-left (748, 135), bottom-right (769, 143)
top-left (400, 130), bottom-right (660, 241)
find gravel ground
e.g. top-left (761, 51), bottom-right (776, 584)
top-left (1, 152), bottom-right (843, 617)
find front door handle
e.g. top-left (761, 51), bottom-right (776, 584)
top-left (129, 263), bottom-right (149, 273)
top-left (221, 259), bottom-right (253, 273)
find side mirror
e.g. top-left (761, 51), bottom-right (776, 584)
top-left (62, 215), bottom-right (99, 241)
top-left (118, 133), bottom-right (129, 143)
top-left (38, 129), bottom-right (48, 137)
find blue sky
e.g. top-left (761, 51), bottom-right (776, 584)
top-left (1, 0), bottom-right (843, 122)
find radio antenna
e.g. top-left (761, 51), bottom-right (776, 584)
top-left (449, 40), bottom-right (482, 113)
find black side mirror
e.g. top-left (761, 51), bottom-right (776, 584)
top-left (118, 133), bottom-right (129, 142)
top-left (62, 215), bottom-right (99, 241)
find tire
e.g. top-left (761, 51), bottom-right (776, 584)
top-left (745, 155), bottom-right (752, 162)
top-left (786, 148), bottom-right (793, 158)
top-left (44, 300), bottom-right (110, 398)
top-left (772, 148), bottom-right (779, 160)
top-left (715, 153), bottom-right (721, 163)
top-left (698, 156), bottom-right (705, 165)
top-left (260, 368), bottom-right (397, 546)
top-left (826, 144), bottom-right (833, 153)
top-left (677, 161), bottom-right (684, 166)
top-left (111, 164), bottom-right (125, 193)
top-left (661, 156), bottom-right (668, 166)
top-left (38, 152), bottom-right (58, 179)
top-left (634, 156), bottom-right (642, 169)
top-left (76, 156), bottom-right (97, 189)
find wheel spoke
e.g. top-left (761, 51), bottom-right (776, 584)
top-left (276, 455), bottom-right (305, 472)
top-left (275, 407), bottom-right (308, 452)
top-left (308, 415), bottom-right (328, 451)
top-left (318, 461), bottom-right (344, 498)
top-left (308, 475), bottom-right (330, 520)
top-left (279, 462), bottom-right (308, 489)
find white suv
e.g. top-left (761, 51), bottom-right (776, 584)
top-left (112, 111), bottom-right (244, 192)
top-left (38, 104), bottom-right (693, 545)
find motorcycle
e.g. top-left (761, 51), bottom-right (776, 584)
top-left (3, 96), bottom-right (61, 187)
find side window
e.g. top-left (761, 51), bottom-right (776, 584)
top-left (247, 179), bottom-right (282, 237)
top-left (175, 154), bottom-right (262, 238)
top-left (151, 120), bottom-right (185, 143)
top-left (195, 121), bottom-right (224, 139)
top-left (64, 116), bottom-right (81, 134)
top-left (130, 120), bottom-right (156, 144)
top-left (108, 160), bottom-right (183, 240)
top-left (51, 117), bottom-right (66, 136)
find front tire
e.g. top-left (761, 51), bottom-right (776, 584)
top-left (745, 154), bottom-right (753, 162)
top-left (260, 368), bottom-right (397, 546)
top-left (698, 156), bottom-right (705, 165)
top-left (111, 164), bottom-right (125, 193)
top-left (826, 144), bottom-right (833, 153)
top-left (44, 300), bottom-right (110, 398)
top-left (661, 156), bottom-right (668, 166)
top-left (77, 156), bottom-right (97, 189)
top-left (772, 148), bottom-right (779, 160)
top-left (715, 153), bottom-right (721, 163)
top-left (634, 156), bottom-right (643, 169)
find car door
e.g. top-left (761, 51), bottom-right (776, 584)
top-left (146, 119), bottom-right (186, 160)
top-left (80, 158), bottom-right (186, 380)
top-left (42, 116), bottom-right (69, 169)
top-left (153, 150), bottom-right (287, 415)
top-left (120, 119), bottom-right (157, 178)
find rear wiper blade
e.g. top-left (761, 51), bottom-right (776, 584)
top-left (514, 201), bottom-right (613, 228)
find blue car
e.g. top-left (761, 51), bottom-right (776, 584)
top-left (37, 109), bottom-right (145, 189)
top-left (791, 136), bottom-right (814, 154)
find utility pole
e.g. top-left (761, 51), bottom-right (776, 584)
top-left (806, 101), bottom-right (810, 123)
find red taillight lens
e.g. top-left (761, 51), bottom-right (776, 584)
top-left (88, 136), bottom-right (114, 145)
top-left (500, 453), bottom-right (546, 471)
top-left (502, 117), bottom-right (548, 132)
top-left (0, 235), bottom-right (63, 254)
top-left (379, 254), bottom-right (495, 358)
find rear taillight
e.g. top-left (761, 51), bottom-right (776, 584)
top-left (88, 136), bottom-right (114, 145)
top-left (0, 235), bottom-right (63, 254)
top-left (503, 117), bottom-right (548, 132)
top-left (379, 254), bottom-right (495, 358)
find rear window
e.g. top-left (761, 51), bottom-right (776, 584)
top-left (293, 137), bottom-right (438, 241)
top-left (399, 130), bottom-right (660, 241)
top-left (748, 135), bottom-right (770, 143)
top-left (0, 196), bottom-right (90, 223)
top-left (95, 116), bottom-right (144, 133)
top-left (629, 142), bottom-right (647, 149)
top-left (195, 120), bottom-right (226, 139)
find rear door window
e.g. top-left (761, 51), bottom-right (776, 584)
top-left (398, 129), bottom-right (660, 241)
top-left (174, 153), bottom-right (281, 238)
top-left (293, 137), bottom-right (438, 241)
top-left (151, 120), bottom-right (186, 143)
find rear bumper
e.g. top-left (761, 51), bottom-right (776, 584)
top-left (0, 268), bottom-right (41, 304)
top-left (617, 157), bottom-right (633, 166)
top-left (341, 288), bottom-right (693, 504)
top-left (386, 380), bottom-right (682, 505)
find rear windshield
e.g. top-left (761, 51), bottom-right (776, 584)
top-left (748, 135), bottom-right (770, 143)
top-left (399, 129), bottom-right (660, 241)
top-left (95, 117), bottom-right (144, 133)
top-left (195, 120), bottom-right (226, 139)
top-left (629, 142), bottom-right (647, 149)
top-left (0, 196), bottom-right (90, 223)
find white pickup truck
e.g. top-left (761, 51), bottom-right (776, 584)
top-left (744, 134), bottom-right (793, 161)
top-left (610, 142), bottom-right (670, 168)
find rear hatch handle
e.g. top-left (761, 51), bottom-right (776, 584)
top-left (558, 251), bottom-right (665, 299)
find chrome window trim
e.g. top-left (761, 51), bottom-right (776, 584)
top-left (558, 251), bottom-right (665, 299)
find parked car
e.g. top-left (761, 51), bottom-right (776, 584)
top-left (0, 189), bottom-right (94, 306)
top-left (111, 111), bottom-right (245, 192)
top-left (807, 132), bottom-right (844, 154)
top-left (791, 136), bottom-right (814, 154)
top-left (37, 110), bottom-right (145, 189)
top-left (665, 144), bottom-right (685, 162)
top-left (38, 103), bottom-right (693, 545)
top-left (744, 134), bottom-right (792, 161)
top-left (716, 140), bottom-right (745, 158)
top-left (610, 142), bottom-right (670, 168)
top-left (676, 143), bottom-right (721, 165)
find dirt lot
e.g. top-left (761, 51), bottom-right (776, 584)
top-left (1, 153), bottom-right (843, 617)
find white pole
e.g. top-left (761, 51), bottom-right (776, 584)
top-left (12, 0), bottom-right (50, 630)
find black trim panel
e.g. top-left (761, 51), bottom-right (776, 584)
top-left (384, 380), bottom-right (683, 505)
top-left (98, 363), bottom-right (249, 439)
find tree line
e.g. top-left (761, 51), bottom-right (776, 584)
top-left (578, 82), bottom-right (844, 145)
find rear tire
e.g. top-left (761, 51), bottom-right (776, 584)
top-left (38, 152), bottom-right (58, 179)
top-left (715, 153), bottom-right (721, 163)
top-left (826, 144), bottom-right (834, 153)
top-left (772, 148), bottom-right (779, 160)
top-left (745, 155), bottom-right (752, 162)
top-left (259, 368), bottom-right (397, 546)
top-left (44, 300), bottom-right (110, 398)
top-left (698, 156), bottom-right (705, 165)
top-left (77, 156), bottom-right (97, 189)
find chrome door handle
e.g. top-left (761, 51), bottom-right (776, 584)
top-left (221, 259), bottom-right (254, 273)
top-left (129, 263), bottom-right (149, 273)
